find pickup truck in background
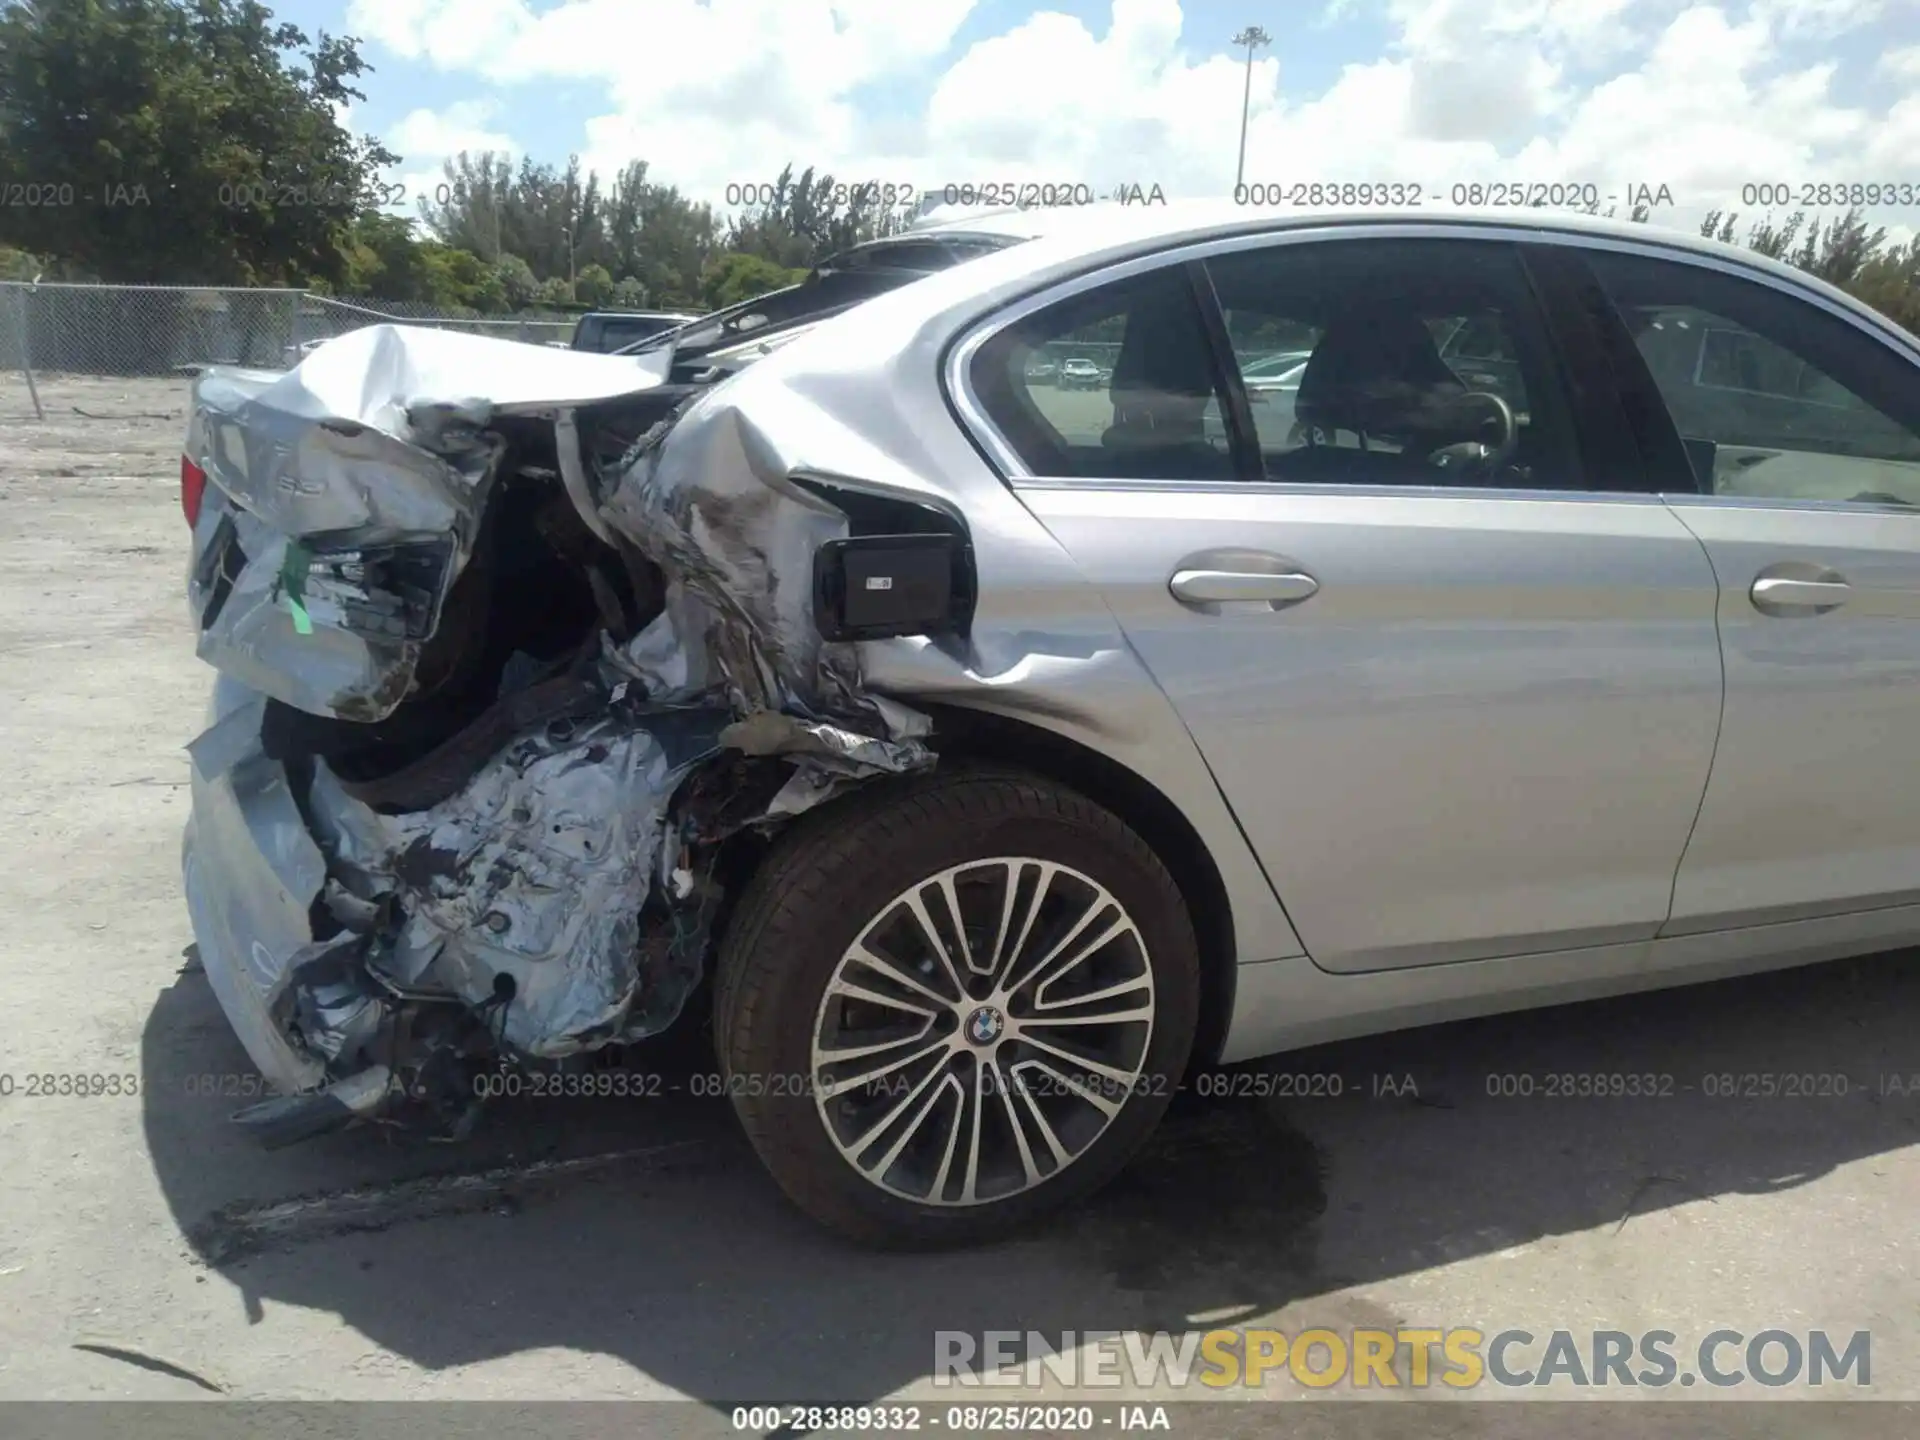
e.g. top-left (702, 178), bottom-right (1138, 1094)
top-left (569, 310), bottom-right (702, 353)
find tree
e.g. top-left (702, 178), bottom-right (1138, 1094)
top-left (1848, 235), bottom-right (1920, 335)
top-left (724, 163), bottom-right (907, 272)
top-left (1699, 210), bottom-right (1739, 244)
top-left (601, 159), bottom-right (719, 308)
top-left (700, 251), bottom-right (806, 310)
top-left (421, 244), bottom-right (507, 312)
top-left (1794, 207), bottom-right (1882, 288)
top-left (494, 253), bottom-right (538, 309)
top-left (0, 245), bottom-right (47, 280)
top-left (535, 274), bottom-right (575, 308)
top-left (1744, 211), bottom-right (1808, 262)
top-left (337, 213), bottom-right (431, 299)
top-left (414, 151), bottom-right (515, 260)
top-left (574, 262), bottom-right (613, 307)
top-left (610, 275), bottom-right (649, 308)
top-left (0, 0), bottom-right (396, 285)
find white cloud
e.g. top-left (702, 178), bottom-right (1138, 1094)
top-left (389, 101), bottom-right (517, 162)
top-left (366, 101), bottom-right (519, 221)
top-left (1749, 0), bottom-right (1889, 38)
top-left (1879, 44), bottom-right (1920, 78)
top-left (347, 0), bottom-right (1918, 239)
top-left (348, 0), bottom-right (980, 199)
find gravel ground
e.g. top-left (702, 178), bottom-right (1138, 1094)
top-left (2, 371), bottom-right (1918, 1435)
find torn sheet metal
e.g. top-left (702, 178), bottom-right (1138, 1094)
top-left (182, 326), bottom-right (941, 1134)
top-left (593, 388), bottom-right (934, 757)
top-left (185, 325), bottom-right (671, 722)
top-left (306, 701), bottom-right (726, 1057)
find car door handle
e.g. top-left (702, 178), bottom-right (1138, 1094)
top-left (1751, 576), bottom-right (1851, 613)
top-left (1169, 568), bottom-right (1319, 606)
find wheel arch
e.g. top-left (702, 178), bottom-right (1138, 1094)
top-left (913, 702), bottom-right (1237, 1073)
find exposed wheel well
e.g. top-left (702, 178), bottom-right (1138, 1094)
top-left (915, 703), bottom-right (1237, 1073)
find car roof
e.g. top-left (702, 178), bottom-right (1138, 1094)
top-left (901, 206), bottom-right (1068, 242)
top-left (904, 198), bottom-right (1746, 263)
top-left (920, 197), bottom-right (1905, 292)
top-left (760, 198), bottom-right (1920, 369)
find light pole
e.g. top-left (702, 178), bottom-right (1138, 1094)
top-left (553, 182), bottom-right (576, 286)
top-left (1232, 25), bottom-right (1271, 194)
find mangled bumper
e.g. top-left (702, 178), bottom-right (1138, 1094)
top-left (183, 679), bottom-right (332, 1096)
top-left (179, 324), bottom-right (957, 1140)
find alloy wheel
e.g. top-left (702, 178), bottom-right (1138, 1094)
top-left (809, 857), bottom-right (1156, 1206)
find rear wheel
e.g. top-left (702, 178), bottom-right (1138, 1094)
top-left (714, 766), bottom-right (1199, 1247)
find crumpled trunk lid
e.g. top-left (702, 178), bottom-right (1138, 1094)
top-left (185, 325), bottom-right (674, 721)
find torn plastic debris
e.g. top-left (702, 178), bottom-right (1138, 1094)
top-left (184, 324), bottom-right (938, 1136)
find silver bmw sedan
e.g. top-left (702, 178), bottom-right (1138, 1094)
top-left (177, 201), bottom-right (1920, 1246)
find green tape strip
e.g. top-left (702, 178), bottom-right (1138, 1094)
top-left (279, 541), bottom-right (313, 636)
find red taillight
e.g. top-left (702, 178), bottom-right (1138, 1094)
top-left (181, 454), bottom-right (207, 528)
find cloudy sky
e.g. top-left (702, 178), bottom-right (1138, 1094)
top-left (285, 0), bottom-right (1919, 238)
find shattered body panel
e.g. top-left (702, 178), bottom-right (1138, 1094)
top-left (181, 324), bottom-right (937, 1139)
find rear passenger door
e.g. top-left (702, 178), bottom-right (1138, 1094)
top-left (960, 232), bottom-right (1726, 973)
top-left (1577, 246), bottom-right (1920, 933)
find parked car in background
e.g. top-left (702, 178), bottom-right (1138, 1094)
top-left (180, 201), bottom-right (1920, 1250)
top-left (1025, 355), bottom-right (1059, 386)
top-left (1239, 348), bottom-right (1312, 394)
top-left (569, 310), bottom-right (703, 353)
top-left (1058, 356), bottom-right (1103, 389)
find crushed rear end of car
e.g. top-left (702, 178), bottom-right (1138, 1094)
top-left (179, 323), bottom-right (973, 1145)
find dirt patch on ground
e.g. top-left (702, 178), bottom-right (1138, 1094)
top-left (0, 371), bottom-right (194, 489)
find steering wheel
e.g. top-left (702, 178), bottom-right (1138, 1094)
top-left (1425, 391), bottom-right (1517, 476)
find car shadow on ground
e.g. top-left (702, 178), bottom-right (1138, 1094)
top-left (140, 945), bottom-right (1920, 1402)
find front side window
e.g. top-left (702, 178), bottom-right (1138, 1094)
top-left (969, 265), bottom-right (1235, 482)
top-left (1583, 249), bottom-right (1920, 503)
top-left (1203, 239), bottom-right (1585, 489)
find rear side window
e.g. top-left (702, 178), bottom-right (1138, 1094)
top-left (1203, 238), bottom-right (1585, 489)
top-left (1582, 250), bottom-right (1920, 501)
top-left (970, 266), bottom-right (1235, 481)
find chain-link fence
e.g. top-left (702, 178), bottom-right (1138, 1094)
top-left (301, 295), bottom-right (575, 351)
top-left (0, 282), bottom-right (581, 420)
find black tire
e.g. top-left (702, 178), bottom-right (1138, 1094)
top-left (714, 764), bottom-right (1200, 1248)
